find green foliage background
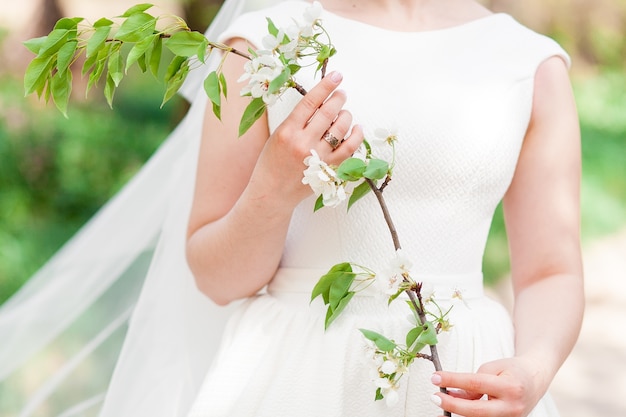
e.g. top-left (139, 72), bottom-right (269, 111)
top-left (1, 0), bottom-right (625, 302)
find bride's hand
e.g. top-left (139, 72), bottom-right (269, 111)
top-left (249, 71), bottom-right (364, 207)
top-left (430, 357), bottom-right (548, 417)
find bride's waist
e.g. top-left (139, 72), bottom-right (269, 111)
top-left (267, 267), bottom-right (484, 300)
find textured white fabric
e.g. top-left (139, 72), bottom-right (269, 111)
top-left (186, 2), bottom-right (569, 416)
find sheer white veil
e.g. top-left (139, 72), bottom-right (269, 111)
top-left (0, 1), bottom-right (288, 416)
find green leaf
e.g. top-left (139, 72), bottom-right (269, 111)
top-left (329, 271), bottom-right (355, 310)
top-left (359, 329), bottom-right (397, 352)
top-left (219, 72), bottom-right (228, 98)
top-left (50, 69), bottom-right (72, 116)
top-left (363, 158), bottom-right (390, 180)
top-left (375, 387), bottom-right (384, 401)
top-left (164, 55), bottom-right (187, 82)
top-left (86, 25), bottom-right (112, 58)
top-left (406, 326), bottom-right (424, 349)
top-left (126, 34), bottom-right (157, 71)
top-left (165, 31), bottom-right (207, 57)
top-left (313, 194), bottom-right (324, 212)
top-left (324, 291), bottom-right (354, 329)
top-left (121, 3), bottom-right (154, 17)
top-left (311, 262), bottom-right (352, 303)
top-left (38, 29), bottom-right (69, 59)
top-left (238, 97), bottom-right (266, 136)
top-left (266, 17), bottom-right (279, 36)
top-left (148, 35), bottom-right (162, 78)
top-left (23, 36), bottom-right (47, 54)
top-left (115, 13), bottom-right (157, 43)
top-left (137, 53), bottom-right (147, 72)
top-left (203, 71), bottom-right (221, 106)
top-left (347, 181), bottom-right (371, 211)
top-left (337, 157), bottom-right (366, 181)
top-left (87, 43), bottom-right (111, 93)
top-left (24, 55), bottom-right (53, 96)
top-left (211, 101), bottom-right (221, 121)
top-left (53, 17), bottom-right (83, 30)
top-left (197, 37), bottom-right (209, 63)
top-left (415, 322), bottom-right (438, 346)
top-left (104, 73), bottom-right (116, 107)
top-left (161, 59), bottom-right (190, 106)
top-left (268, 67), bottom-right (290, 95)
top-left (94, 17), bottom-right (114, 28)
top-left (56, 40), bottom-right (77, 74)
top-left (108, 45), bottom-right (124, 86)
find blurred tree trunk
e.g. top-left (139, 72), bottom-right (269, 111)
top-left (34, 0), bottom-right (64, 36)
top-left (181, 0), bottom-right (224, 33)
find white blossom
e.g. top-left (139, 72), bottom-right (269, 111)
top-left (302, 150), bottom-right (347, 208)
top-left (384, 387), bottom-right (400, 407)
top-left (373, 127), bottom-right (398, 146)
top-left (239, 52), bottom-right (285, 105)
top-left (300, 1), bottom-right (323, 36)
top-left (380, 359), bottom-right (398, 375)
top-left (420, 282), bottom-right (435, 304)
top-left (376, 249), bottom-right (413, 295)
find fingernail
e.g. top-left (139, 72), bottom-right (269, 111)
top-left (430, 394), bottom-right (442, 407)
top-left (330, 71), bottom-right (342, 83)
top-left (431, 373), bottom-right (442, 385)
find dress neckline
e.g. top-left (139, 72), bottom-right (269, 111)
top-left (317, 5), bottom-right (508, 36)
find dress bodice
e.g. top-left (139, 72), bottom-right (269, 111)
top-left (220, 1), bottom-right (569, 276)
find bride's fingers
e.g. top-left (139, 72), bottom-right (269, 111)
top-left (329, 123), bottom-right (364, 160)
top-left (319, 109), bottom-right (352, 151)
top-left (305, 89), bottom-right (347, 135)
top-left (289, 71), bottom-right (344, 128)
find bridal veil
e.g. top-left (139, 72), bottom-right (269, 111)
top-left (0, 1), bottom-right (288, 415)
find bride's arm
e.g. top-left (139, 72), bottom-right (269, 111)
top-left (186, 38), bottom-right (363, 306)
top-left (431, 56), bottom-right (584, 417)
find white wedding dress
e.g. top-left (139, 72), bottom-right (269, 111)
top-left (0, 1), bottom-right (570, 416)
top-left (186, 2), bottom-right (569, 416)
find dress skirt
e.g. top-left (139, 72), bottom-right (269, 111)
top-left (187, 268), bottom-right (560, 417)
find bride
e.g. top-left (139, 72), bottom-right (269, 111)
top-left (0, 0), bottom-right (583, 416)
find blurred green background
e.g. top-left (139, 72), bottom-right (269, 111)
top-left (0, 0), bottom-right (625, 303)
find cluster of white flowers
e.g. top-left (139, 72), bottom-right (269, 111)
top-left (363, 341), bottom-right (408, 407)
top-left (302, 150), bottom-right (347, 207)
top-left (376, 249), bottom-right (414, 295)
top-left (238, 1), bottom-right (323, 105)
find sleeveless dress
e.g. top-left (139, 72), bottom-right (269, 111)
top-left (187, 2), bottom-right (569, 416)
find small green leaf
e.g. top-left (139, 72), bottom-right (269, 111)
top-left (148, 35), bottom-right (162, 78)
top-left (219, 72), bottom-right (228, 98)
top-left (311, 262), bottom-right (352, 304)
top-left (164, 55), bottom-right (187, 82)
top-left (53, 17), bottom-right (83, 30)
top-left (165, 31), bottom-right (208, 57)
top-left (24, 55), bottom-right (53, 96)
top-left (104, 73), bottom-right (116, 107)
top-left (23, 36), bottom-right (47, 54)
top-left (238, 97), bottom-right (266, 136)
top-left (337, 157), bottom-right (366, 181)
top-left (197, 38), bottom-right (209, 63)
top-left (121, 3), bottom-right (154, 17)
top-left (363, 158), bottom-right (390, 180)
top-left (87, 43), bottom-right (111, 93)
top-left (50, 69), bottom-right (72, 116)
top-left (203, 71), bottom-right (221, 106)
top-left (313, 194), bottom-right (324, 212)
top-left (126, 34), bottom-right (156, 70)
top-left (108, 45), bottom-right (123, 86)
top-left (86, 25), bottom-right (112, 58)
top-left (137, 53), bottom-right (147, 72)
top-left (38, 29), bottom-right (69, 59)
top-left (161, 59), bottom-right (190, 106)
top-left (268, 67), bottom-right (290, 95)
top-left (56, 40), bottom-right (77, 74)
top-left (347, 181), bottom-right (371, 211)
top-left (359, 329), bottom-right (397, 352)
top-left (266, 17), bottom-right (279, 36)
top-left (115, 13), bottom-right (157, 43)
top-left (375, 387), bottom-right (384, 401)
top-left (329, 272), bottom-right (355, 310)
top-left (415, 322), bottom-right (438, 346)
top-left (94, 17), bottom-right (114, 28)
top-left (406, 326), bottom-right (424, 349)
top-left (324, 291), bottom-right (354, 329)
